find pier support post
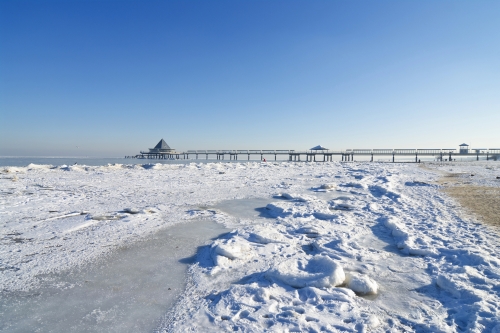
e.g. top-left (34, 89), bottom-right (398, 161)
top-left (415, 154), bottom-right (418, 163)
top-left (371, 154), bottom-right (373, 162)
top-left (392, 154), bottom-right (395, 163)
top-left (449, 152), bottom-right (452, 162)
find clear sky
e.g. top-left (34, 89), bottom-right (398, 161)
top-left (1, 0), bottom-right (499, 156)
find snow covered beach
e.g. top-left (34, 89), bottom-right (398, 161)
top-left (1, 161), bottom-right (500, 332)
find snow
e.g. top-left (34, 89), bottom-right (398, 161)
top-left (1, 161), bottom-right (500, 332)
top-left (266, 255), bottom-right (346, 288)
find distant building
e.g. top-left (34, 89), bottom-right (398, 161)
top-left (149, 139), bottom-right (175, 154)
top-left (459, 143), bottom-right (469, 154)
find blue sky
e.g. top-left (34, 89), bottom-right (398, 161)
top-left (1, 0), bottom-right (499, 156)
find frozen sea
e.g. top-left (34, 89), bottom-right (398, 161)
top-left (1, 160), bottom-right (500, 332)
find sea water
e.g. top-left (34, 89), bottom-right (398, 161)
top-left (0, 220), bottom-right (229, 333)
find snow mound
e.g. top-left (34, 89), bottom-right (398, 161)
top-left (141, 163), bottom-right (164, 170)
top-left (313, 212), bottom-right (337, 220)
top-left (265, 256), bottom-right (345, 288)
top-left (383, 217), bottom-right (438, 256)
top-left (124, 207), bottom-right (140, 214)
top-left (345, 272), bottom-right (378, 295)
top-left (27, 163), bottom-right (53, 170)
top-left (266, 199), bottom-right (334, 220)
top-left (279, 193), bottom-right (315, 202)
top-left (238, 225), bottom-right (289, 244)
top-left (2, 167), bottom-right (24, 173)
top-left (247, 231), bottom-right (287, 244)
top-left (319, 184), bottom-right (336, 190)
top-left (265, 202), bottom-right (288, 217)
top-left (295, 226), bottom-right (321, 238)
top-left (211, 237), bottom-right (252, 267)
top-left (436, 275), bottom-right (462, 298)
top-left (331, 203), bottom-right (355, 211)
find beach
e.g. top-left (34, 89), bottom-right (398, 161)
top-left (1, 161), bottom-right (500, 332)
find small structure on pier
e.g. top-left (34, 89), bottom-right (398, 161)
top-left (310, 145), bottom-right (329, 151)
top-left (459, 143), bottom-right (469, 154)
top-left (149, 139), bottom-right (175, 154)
top-left (131, 139), bottom-right (178, 159)
top-left (306, 145), bottom-right (331, 162)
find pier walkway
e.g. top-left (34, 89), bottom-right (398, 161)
top-left (126, 148), bottom-right (500, 162)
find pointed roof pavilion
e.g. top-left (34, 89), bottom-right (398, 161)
top-left (154, 139), bottom-right (171, 150)
top-left (310, 145), bottom-right (329, 151)
top-left (149, 139), bottom-right (174, 153)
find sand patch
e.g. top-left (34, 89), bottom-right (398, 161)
top-left (443, 185), bottom-right (500, 228)
top-left (420, 163), bottom-right (500, 229)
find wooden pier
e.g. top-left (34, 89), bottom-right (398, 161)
top-left (126, 147), bottom-right (500, 162)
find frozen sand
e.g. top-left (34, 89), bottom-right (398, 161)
top-left (1, 161), bottom-right (500, 332)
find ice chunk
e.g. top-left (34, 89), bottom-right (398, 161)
top-left (265, 256), bottom-right (345, 288)
top-left (296, 227), bottom-right (321, 238)
top-left (247, 232), bottom-right (286, 244)
top-left (279, 193), bottom-right (315, 202)
top-left (211, 237), bottom-right (252, 264)
top-left (345, 272), bottom-right (378, 295)
top-left (436, 275), bottom-right (462, 298)
top-left (265, 203), bottom-right (287, 217)
top-left (366, 315), bottom-right (381, 328)
top-left (331, 203), bottom-right (355, 211)
top-left (313, 212), bottom-right (337, 220)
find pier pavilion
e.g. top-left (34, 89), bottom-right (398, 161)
top-left (134, 139), bottom-right (178, 159)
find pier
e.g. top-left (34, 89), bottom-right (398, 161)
top-left (125, 141), bottom-right (500, 162)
